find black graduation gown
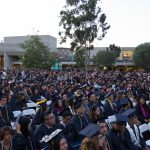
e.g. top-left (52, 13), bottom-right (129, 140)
top-left (71, 114), bottom-right (90, 141)
top-left (34, 123), bottom-right (62, 150)
top-left (107, 128), bottom-right (141, 150)
top-left (0, 105), bottom-right (15, 128)
top-left (103, 101), bottom-right (116, 117)
top-left (14, 99), bottom-right (28, 111)
top-left (0, 133), bottom-right (32, 150)
top-left (59, 123), bottom-right (76, 146)
top-left (31, 109), bottom-right (44, 133)
top-left (135, 105), bottom-right (150, 124)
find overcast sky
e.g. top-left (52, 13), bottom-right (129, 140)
top-left (0, 0), bottom-right (150, 48)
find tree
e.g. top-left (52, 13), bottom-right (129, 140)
top-left (59, 0), bottom-right (110, 68)
top-left (109, 44), bottom-right (121, 58)
top-left (21, 35), bottom-right (56, 69)
top-left (93, 50), bottom-right (116, 67)
top-left (74, 47), bottom-right (85, 68)
top-left (133, 42), bottom-right (150, 71)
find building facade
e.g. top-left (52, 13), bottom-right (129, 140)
top-left (0, 35), bottom-right (135, 69)
top-left (0, 35), bottom-right (57, 68)
top-left (57, 47), bottom-right (135, 67)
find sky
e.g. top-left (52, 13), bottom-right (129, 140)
top-left (0, 0), bottom-right (150, 48)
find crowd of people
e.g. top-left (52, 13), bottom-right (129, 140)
top-left (0, 68), bottom-right (150, 150)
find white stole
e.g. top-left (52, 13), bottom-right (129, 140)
top-left (126, 123), bottom-right (141, 148)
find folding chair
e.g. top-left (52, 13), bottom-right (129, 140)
top-left (139, 124), bottom-right (150, 136)
top-left (46, 100), bottom-right (52, 106)
top-left (139, 123), bottom-right (150, 145)
top-left (13, 110), bottom-right (22, 118)
top-left (146, 101), bottom-right (149, 105)
top-left (146, 140), bottom-right (150, 146)
top-left (26, 102), bottom-right (37, 108)
top-left (22, 109), bottom-right (36, 116)
top-left (106, 115), bottom-right (116, 129)
top-left (148, 122), bottom-right (150, 130)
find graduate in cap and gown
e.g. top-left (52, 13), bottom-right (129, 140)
top-left (135, 95), bottom-right (150, 124)
top-left (17, 116), bottom-right (36, 150)
top-left (107, 114), bottom-right (139, 150)
top-left (53, 134), bottom-right (70, 150)
top-left (0, 123), bottom-right (34, 150)
top-left (90, 105), bottom-right (104, 124)
top-left (103, 93), bottom-right (116, 117)
top-left (34, 110), bottom-right (62, 150)
top-left (0, 125), bottom-right (26, 150)
top-left (14, 91), bottom-right (28, 111)
top-left (59, 108), bottom-right (75, 145)
top-left (88, 93), bottom-right (100, 111)
top-left (98, 118), bottom-right (111, 150)
top-left (79, 123), bottom-right (109, 150)
top-left (37, 129), bottom-right (69, 150)
top-left (115, 90), bottom-right (126, 112)
top-left (122, 109), bottom-right (148, 150)
top-left (119, 98), bottom-right (130, 114)
top-left (71, 101), bottom-right (91, 141)
top-left (0, 94), bottom-right (15, 128)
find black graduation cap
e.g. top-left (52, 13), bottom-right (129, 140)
top-left (19, 116), bottom-right (31, 125)
top-left (118, 90), bottom-right (125, 94)
top-left (138, 94), bottom-right (146, 101)
top-left (120, 98), bottom-right (129, 105)
top-left (0, 93), bottom-right (7, 100)
top-left (74, 101), bottom-right (82, 110)
top-left (122, 109), bottom-right (136, 119)
top-left (115, 114), bottom-right (128, 124)
top-left (59, 108), bottom-right (72, 117)
top-left (79, 123), bottom-right (100, 137)
top-left (98, 117), bottom-right (108, 123)
top-left (18, 91), bottom-right (25, 95)
top-left (95, 91), bottom-right (100, 97)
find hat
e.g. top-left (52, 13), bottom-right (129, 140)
top-left (0, 93), bottom-right (7, 100)
top-left (75, 101), bottom-right (82, 110)
top-left (118, 90), bottom-right (125, 94)
top-left (79, 123), bottom-right (100, 137)
top-left (98, 117), bottom-right (107, 123)
top-left (59, 108), bottom-right (72, 117)
top-left (120, 98), bottom-right (129, 106)
top-left (19, 116), bottom-right (31, 125)
top-left (115, 114), bottom-right (128, 125)
top-left (138, 94), bottom-right (146, 101)
top-left (18, 91), bottom-right (25, 95)
top-left (122, 109), bottom-right (136, 119)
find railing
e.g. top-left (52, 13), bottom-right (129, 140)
top-left (115, 59), bottom-right (134, 66)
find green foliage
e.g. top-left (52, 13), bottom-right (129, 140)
top-left (21, 35), bottom-right (56, 69)
top-left (133, 42), bottom-right (150, 71)
top-left (59, 0), bottom-right (110, 52)
top-left (109, 44), bottom-right (121, 58)
top-left (93, 50), bottom-right (116, 67)
top-left (74, 48), bottom-right (85, 68)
